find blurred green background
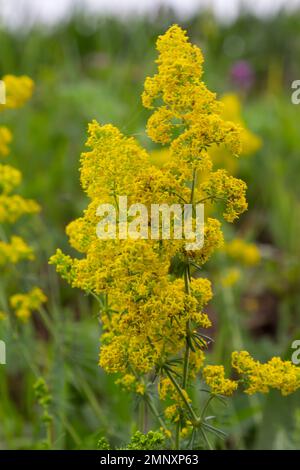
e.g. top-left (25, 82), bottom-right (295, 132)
top-left (0, 6), bottom-right (300, 449)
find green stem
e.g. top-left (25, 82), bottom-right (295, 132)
top-left (190, 168), bottom-right (197, 207)
top-left (144, 393), bottom-right (175, 446)
top-left (59, 415), bottom-right (82, 447)
top-left (200, 428), bottom-right (213, 450)
top-left (175, 424), bottom-right (180, 450)
top-left (174, 169), bottom-right (197, 447)
top-left (165, 368), bottom-right (199, 425)
top-left (139, 398), bottom-right (146, 433)
top-left (200, 394), bottom-right (215, 420)
top-left (128, 364), bottom-right (174, 446)
top-left (182, 265), bottom-right (191, 390)
top-left (182, 341), bottom-right (190, 391)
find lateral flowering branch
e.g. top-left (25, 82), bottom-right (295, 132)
top-left (50, 25), bottom-right (300, 445)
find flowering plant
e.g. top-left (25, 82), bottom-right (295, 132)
top-left (51, 25), bottom-right (300, 449)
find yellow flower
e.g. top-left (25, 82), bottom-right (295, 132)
top-left (232, 351), bottom-right (300, 396)
top-left (220, 267), bottom-right (241, 287)
top-left (10, 287), bottom-right (47, 322)
top-left (0, 236), bottom-right (34, 265)
top-left (189, 217), bottom-right (224, 265)
top-left (115, 374), bottom-right (136, 390)
top-left (165, 404), bottom-right (180, 422)
top-left (142, 25), bottom-right (204, 116)
top-left (136, 382), bottom-right (146, 395)
top-left (200, 169), bottom-right (248, 223)
top-left (203, 365), bottom-right (238, 396)
top-left (160, 427), bottom-right (172, 439)
top-left (0, 164), bottom-right (22, 194)
top-left (0, 194), bottom-right (40, 223)
top-left (224, 238), bottom-right (261, 266)
top-left (197, 93), bottom-right (261, 192)
top-left (180, 427), bottom-right (190, 438)
top-left (0, 75), bottom-right (34, 111)
top-left (158, 377), bottom-right (174, 401)
top-left (115, 373), bottom-right (146, 395)
top-left (0, 73), bottom-right (45, 332)
top-left (0, 126), bottom-right (13, 157)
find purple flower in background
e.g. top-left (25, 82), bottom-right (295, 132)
top-left (230, 60), bottom-right (254, 90)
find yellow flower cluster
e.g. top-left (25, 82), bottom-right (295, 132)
top-left (0, 76), bottom-right (39, 226)
top-left (0, 74), bottom-right (46, 322)
top-left (0, 194), bottom-right (40, 223)
top-left (115, 374), bottom-right (146, 395)
top-left (0, 75), bottom-right (34, 111)
top-left (203, 352), bottom-right (300, 397)
top-left (142, 25), bottom-right (247, 229)
top-left (0, 75), bottom-right (33, 159)
top-left (220, 94), bottom-right (262, 157)
top-left (224, 238), bottom-right (261, 266)
top-left (158, 374), bottom-right (195, 424)
top-left (203, 365), bottom-right (238, 396)
top-left (50, 25), bottom-right (247, 407)
top-left (0, 127), bottom-right (12, 157)
top-left (232, 351), bottom-right (300, 396)
top-left (0, 164), bottom-right (22, 193)
top-left (0, 76), bottom-right (39, 224)
top-left (200, 169), bottom-right (247, 222)
top-left (10, 288), bottom-right (47, 322)
top-left (0, 236), bottom-right (34, 265)
top-left (220, 267), bottom-right (241, 287)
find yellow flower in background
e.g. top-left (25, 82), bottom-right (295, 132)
top-left (0, 194), bottom-right (40, 223)
top-left (209, 93), bottom-right (262, 174)
top-left (0, 75), bottom-right (40, 224)
top-left (0, 236), bottom-right (34, 265)
top-left (0, 126), bottom-right (12, 156)
top-left (0, 75), bottom-right (34, 175)
top-left (0, 74), bottom-right (46, 324)
top-left (219, 93), bottom-right (262, 157)
top-left (10, 287), bottom-right (47, 322)
top-left (0, 164), bottom-right (22, 193)
top-left (224, 238), bottom-right (261, 266)
top-left (0, 75), bottom-right (34, 111)
top-left (220, 267), bottom-right (241, 287)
